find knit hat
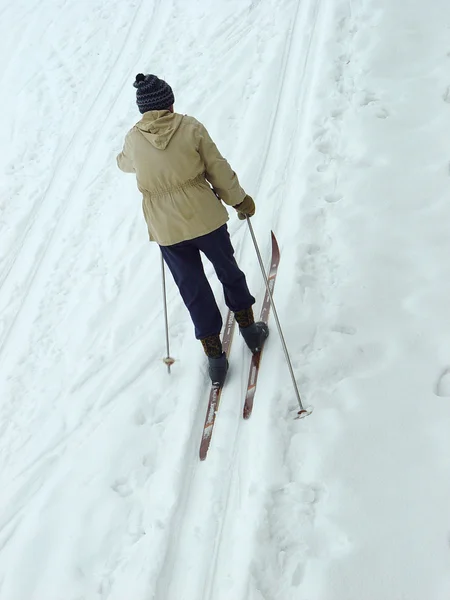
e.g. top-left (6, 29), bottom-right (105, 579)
top-left (133, 73), bottom-right (175, 113)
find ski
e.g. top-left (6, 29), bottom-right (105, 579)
top-left (243, 231), bottom-right (280, 419)
top-left (199, 309), bottom-right (235, 461)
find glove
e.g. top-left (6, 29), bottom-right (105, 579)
top-left (234, 195), bottom-right (255, 220)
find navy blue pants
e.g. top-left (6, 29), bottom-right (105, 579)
top-left (160, 225), bottom-right (255, 339)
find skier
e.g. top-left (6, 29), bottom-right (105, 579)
top-left (117, 73), bottom-right (268, 386)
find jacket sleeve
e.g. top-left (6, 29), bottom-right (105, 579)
top-left (195, 121), bottom-right (246, 207)
top-left (116, 131), bottom-right (135, 173)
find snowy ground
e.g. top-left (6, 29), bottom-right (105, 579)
top-left (1, 0), bottom-right (450, 598)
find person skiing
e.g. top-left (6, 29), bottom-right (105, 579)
top-left (116, 73), bottom-right (268, 386)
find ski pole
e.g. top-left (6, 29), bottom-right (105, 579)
top-left (246, 218), bottom-right (312, 418)
top-left (160, 252), bottom-right (175, 373)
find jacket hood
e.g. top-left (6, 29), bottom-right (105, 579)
top-left (135, 110), bottom-right (183, 150)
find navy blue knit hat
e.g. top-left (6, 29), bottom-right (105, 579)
top-left (133, 73), bottom-right (175, 113)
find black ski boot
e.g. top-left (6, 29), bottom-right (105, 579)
top-left (234, 307), bottom-right (269, 354)
top-left (240, 321), bottom-right (269, 354)
top-left (201, 334), bottom-right (228, 387)
top-left (207, 352), bottom-right (228, 387)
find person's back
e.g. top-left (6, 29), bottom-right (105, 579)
top-left (118, 107), bottom-right (244, 246)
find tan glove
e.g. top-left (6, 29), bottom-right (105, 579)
top-left (234, 195), bottom-right (255, 220)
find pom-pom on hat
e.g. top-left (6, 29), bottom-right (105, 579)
top-left (133, 73), bottom-right (175, 113)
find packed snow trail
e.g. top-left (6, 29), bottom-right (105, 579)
top-left (2, 0), bottom-right (450, 599)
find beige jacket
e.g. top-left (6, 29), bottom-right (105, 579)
top-left (117, 111), bottom-right (246, 245)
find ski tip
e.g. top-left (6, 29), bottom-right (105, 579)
top-left (270, 231), bottom-right (280, 256)
top-left (296, 406), bottom-right (313, 419)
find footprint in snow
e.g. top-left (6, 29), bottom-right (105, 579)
top-left (306, 243), bottom-right (321, 255)
top-left (127, 506), bottom-right (146, 544)
top-left (434, 368), bottom-right (450, 397)
top-left (316, 140), bottom-right (332, 155)
top-left (331, 107), bottom-right (345, 119)
top-left (291, 562), bottom-right (305, 586)
top-left (359, 90), bottom-right (379, 107)
top-left (324, 192), bottom-right (343, 204)
top-left (312, 126), bottom-right (327, 141)
top-left (443, 87), bottom-right (450, 104)
top-left (300, 482), bottom-right (325, 505)
top-left (142, 451), bottom-right (158, 472)
top-left (376, 107), bottom-right (390, 119)
top-left (358, 91), bottom-right (390, 119)
top-left (331, 324), bottom-right (356, 335)
top-left (111, 477), bottom-right (133, 498)
top-left (316, 162), bottom-right (330, 173)
top-left (134, 408), bottom-right (148, 426)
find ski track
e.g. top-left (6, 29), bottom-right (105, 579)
top-left (0, 0), bottom-right (171, 424)
top-left (2, 0), bottom-right (450, 599)
top-left (152, 1), bottom-right (330, 598)
top-left (0, 0), bottom-right (161, 356)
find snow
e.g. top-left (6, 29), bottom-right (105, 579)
top-left (1, 0), bottom-right (450, 598)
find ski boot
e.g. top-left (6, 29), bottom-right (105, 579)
top-left (235, 307), bottom-right (269, 354)
top-left (201, 334), bottom-right (228, 387)
top-left (207, 352), bottom-right (229, 387)
top-left (239, 322), bottom-right (269, 354)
